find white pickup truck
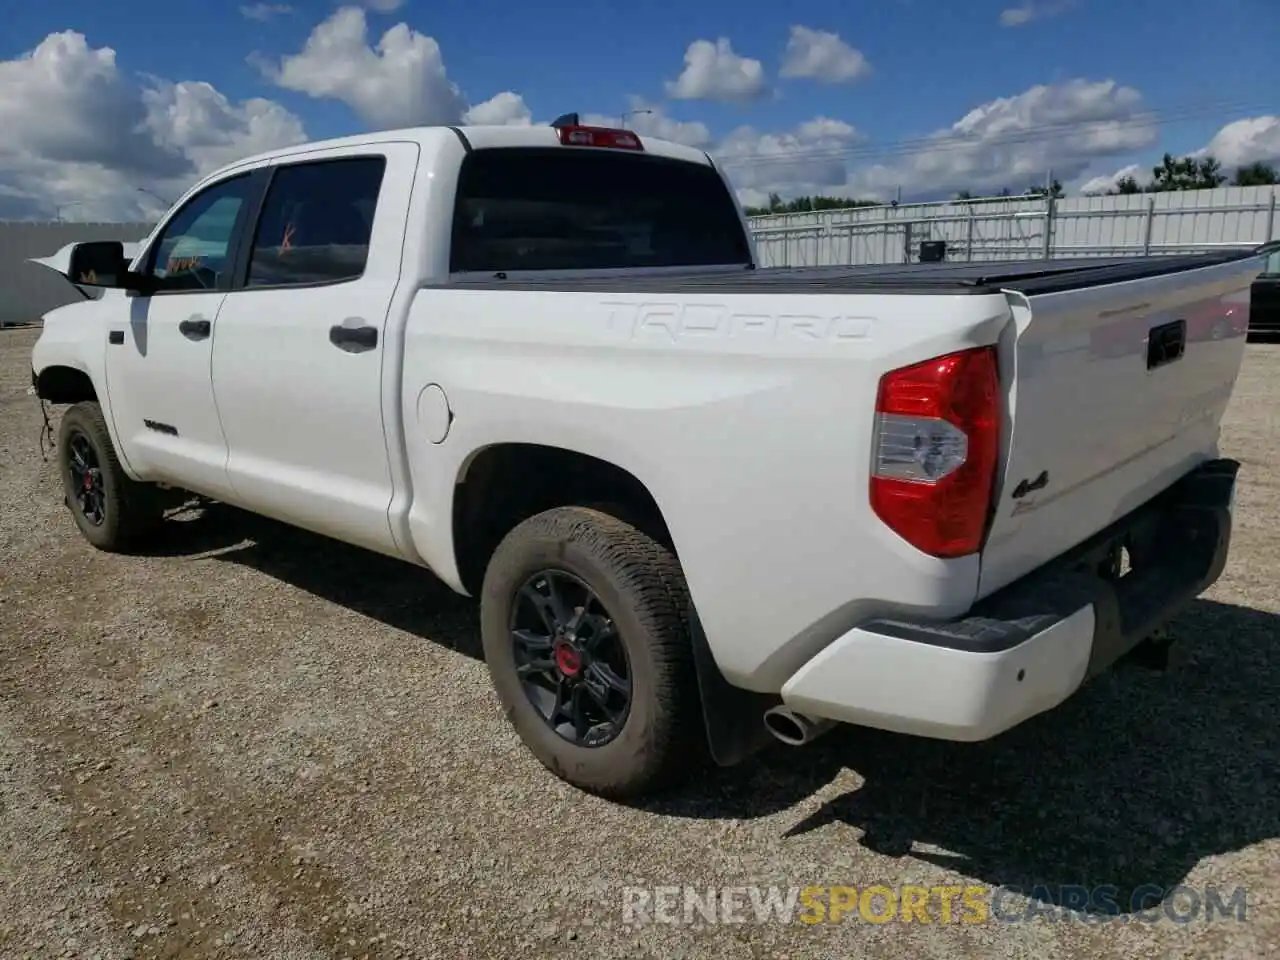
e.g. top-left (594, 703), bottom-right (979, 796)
top-left (29, 117), bottom-right (1271, 799)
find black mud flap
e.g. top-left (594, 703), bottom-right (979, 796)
top-left (689, 612), bottom-right (781, 767)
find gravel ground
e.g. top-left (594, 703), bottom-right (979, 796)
top-left (1, 325), bottom-right (1278, 960)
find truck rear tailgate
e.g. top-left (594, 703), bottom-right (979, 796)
top-left (977, 251), bottom-right (1263, 597)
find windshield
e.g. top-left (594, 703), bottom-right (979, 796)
top-left (449, 147), bottom-right (752, 273)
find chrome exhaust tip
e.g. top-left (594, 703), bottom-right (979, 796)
top-left (763, 706), bottom-right (837, 746)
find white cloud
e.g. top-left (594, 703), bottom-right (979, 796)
top-left (710, 78), bottom-right (1157, 205)
top-left (999, 1), bottom-right (1074, 27)
top-left (581, 98), bottom-right (714, 150)
top-left (463, 91), bottom-right (532, 126)
top-left (846, 79), bottom-right (1156, 200)
top-left (714, 117), bottom-right (862, 208)
top-left (1078, 163), bottom-right (1143, 195)
top-left (240, 3), bottom-right (293, 21)
top-left (1197, 116), bottom-right (1280, 169)
top-left (0, 30), bottom-right (307, 221)
top-left (260, 6), bottom-right (466, 128)
top-left (779, 26), bottom-right (870, 84)
top-left (664, 38), bottom-right (767, 103)
top-left (141, 81), bottom-right (308, 174)
top-left (1074, 115), bottom-right (1280, 195)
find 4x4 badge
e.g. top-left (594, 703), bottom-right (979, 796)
top-left (1011, 470), bottom-right (1049, 500)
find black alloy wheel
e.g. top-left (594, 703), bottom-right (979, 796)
top-left (66, 430), bottom-right (107, 526)
top-left (510, 569), bottom-right (632, 747)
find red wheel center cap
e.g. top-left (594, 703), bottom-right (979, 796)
top-left (555, 642), bottom-right (582, 677)
top-left (83, 472), bottom-right (93, 490)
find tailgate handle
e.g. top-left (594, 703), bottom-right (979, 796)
top-left (1147, 319), bottom-right (1186, 370)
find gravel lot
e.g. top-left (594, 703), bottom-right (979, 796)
top-left (2, 324), bottom-right (1278, 960)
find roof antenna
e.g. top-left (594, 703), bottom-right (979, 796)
top-left (550, 113), bottom-right (580, 129)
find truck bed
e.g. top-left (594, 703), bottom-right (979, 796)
top-left (443, 248), bottom-right (1266, 296)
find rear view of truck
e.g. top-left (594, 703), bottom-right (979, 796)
top-left (775, 247), bottom-right (1269, 745)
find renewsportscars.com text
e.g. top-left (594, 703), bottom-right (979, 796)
top-left (621, 884), bottom-right (1249, 926)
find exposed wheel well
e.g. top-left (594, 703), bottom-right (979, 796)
top-left (36, 366), bottom-right (97, 405)
top-left (451, 443), bottom-right (672, 597)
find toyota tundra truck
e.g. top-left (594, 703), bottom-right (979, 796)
top-left (28, 116), bottom-right (1272, 799)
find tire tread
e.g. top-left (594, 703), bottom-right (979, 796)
top-left (481, 506), bottom-right (704, 798)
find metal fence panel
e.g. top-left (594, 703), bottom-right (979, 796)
top-left (0, 221), bottom-right (153, 325)
top-left (747, 185), bottom-right (1280, 267)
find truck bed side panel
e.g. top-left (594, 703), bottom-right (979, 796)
top-left (400, 287), bottom-right (1014, 691)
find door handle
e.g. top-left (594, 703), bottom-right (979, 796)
top-left (179, 317), bottom-right (212, 340)
top-left (329, 323), bottom-right (378, 353)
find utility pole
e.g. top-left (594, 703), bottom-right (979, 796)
top-left (1042, 168), bottom-right (1056, 259)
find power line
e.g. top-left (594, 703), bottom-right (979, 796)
top-left (711, 96), bottom-right (1276, 172)
top-left (712, 95), bottom-right (1272, 169)
top-left (714, 98), bottom-right (1270, 171)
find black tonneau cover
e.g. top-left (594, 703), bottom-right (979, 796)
top-left (443, 245), bottom-right (1276, 297)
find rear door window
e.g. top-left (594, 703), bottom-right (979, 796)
top-left (449, 147), bottom-right (751, 273)
top-left (247, 156), bottom-right (386, 288)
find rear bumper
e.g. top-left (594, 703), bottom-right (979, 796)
top-left (780, 458), bottom-right (1238, 740)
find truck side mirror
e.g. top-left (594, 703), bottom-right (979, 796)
top-left (66, 241), bottom-right (130, 289)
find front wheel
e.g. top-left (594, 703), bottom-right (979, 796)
top-left (479, 506), bottom-right (704, 799)
top-left (57, 402), bottom-right (162, 552)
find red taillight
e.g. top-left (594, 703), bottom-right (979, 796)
top-left (556, 125), bottom-right (644, 151)
top-left (869, 346), bottom-right (1001, 558)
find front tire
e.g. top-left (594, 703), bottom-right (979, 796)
top-left (57, 402), bottom-right (161, 552)
top-left (479, 506), bottom-right (704, 799)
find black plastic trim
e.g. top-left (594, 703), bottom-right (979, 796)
top-left (689, 610), bottom-right (780, 768)
top-left (431, 247), bottom-right (1268, 297)
top-left (447, 127), bottom-right (473, 153)
top-left (1249, 276), bottom-right (1280, 334)
top-left (859, 458), bottom-right (1238, 668)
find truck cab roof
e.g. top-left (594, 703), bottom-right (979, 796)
top-left (223, 123), bottom-right (715, 176)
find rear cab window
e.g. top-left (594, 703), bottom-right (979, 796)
top-left (448, 147), bottom-right (751, 274)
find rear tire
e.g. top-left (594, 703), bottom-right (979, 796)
top-left (57, 401), bottom-right (162, 552)
top-left (479, 506), bottom-right (704, 799)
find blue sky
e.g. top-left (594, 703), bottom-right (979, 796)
top-left (2, 0), bottom-right (1278, 217)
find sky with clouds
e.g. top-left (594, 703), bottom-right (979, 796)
top-left (1, 0), bottom-right (1278, 221)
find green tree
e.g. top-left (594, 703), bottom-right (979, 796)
top-left (1148, 152), bottom-right (1227, 191)
top-left (742, 192), bottom-right (883, 216)
top-left (1233, 161), bottom-right (1278, 186)
top-left (1025, 178), bottom-right (1065, 198)
top-left (1113, 175), bottom-right (1143, 195)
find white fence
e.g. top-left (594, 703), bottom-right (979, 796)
top-left (0, 221), bottom-right (153, 326)
top-left (748, 184), bottom-right (1280, 268)
top-left (2, 184), bottom-right (1278, 324)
